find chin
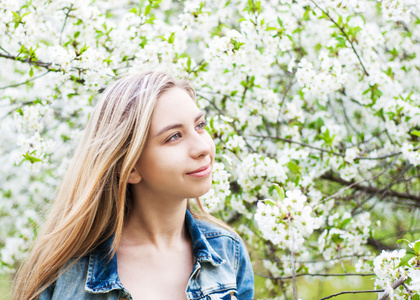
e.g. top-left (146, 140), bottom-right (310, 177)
top-left (190, 183), bottom-right (213, 198)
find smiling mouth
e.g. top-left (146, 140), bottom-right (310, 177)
top-left (186, 164), bottom-right (212, 177)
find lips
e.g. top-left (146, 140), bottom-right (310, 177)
top-left (186, 164), bottom-right (212, 178)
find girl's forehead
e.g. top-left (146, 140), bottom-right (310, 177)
top-left (153, 88), bottom-right (197, 116)
top-left (149, 88), bottom-right (201, 130)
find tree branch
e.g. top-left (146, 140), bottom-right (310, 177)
top-left (321, 156), bottom-right (397, 203)
top-left (256, 272), bottom-right (375, 280)
top-left (378, 276), bottom-right (407, 300)
top-left (319, 289), bottom-right (383, 300)
top-left (249, 135), bottom-right (345, 157)
top-left (321, 171), bottom-right (420, 203)
top-left (0, 52), bottom-right (54, 69)
top-left (0, 70), bottom-right (51, 90)
top-left (59, 5), bottom-right (74, 45)
top-left (310, 0), bottom-right (369, 77)
top-left (0, 52), bottom-right (87, 74)
top-left (248, 134), bottom-right (420, 161)
top-left (367, 237), bottom-right (398, 251)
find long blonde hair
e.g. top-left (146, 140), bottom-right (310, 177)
top-left (12, 71), bottom-right (226, 300)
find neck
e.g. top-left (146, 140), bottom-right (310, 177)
top-left (120, 187), bottom-right (189, 250)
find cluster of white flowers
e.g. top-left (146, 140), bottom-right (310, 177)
top-left (296, 55), bottom-right (346, 104)
top-left (237, 154), bottom-right (288, 197)
top-left (401, 143), bottom-right (420, 166)
top-left (49, 45), bottom-right (74, 72)
top-left (344, 148), bottom-right (359, 164)
top-left (373, 249), bottom-right (410, 299)
top-left (13, 103), bottom-right (51, 133)
top-left (318, 212), bottom-right (372, 261)
top-left (372, 238), bottom-right (420, 298)
top-left (255, 189), bottom-right (320, 250)
top-left (380, 0), bottom-right (418, 22)
top-left (201, 162), bottom-right (231, 213)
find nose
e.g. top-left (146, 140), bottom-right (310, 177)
top-left (189, 131), bottom-right (213, 159)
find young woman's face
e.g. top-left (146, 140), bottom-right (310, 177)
top-left (133, 87), bottom-right (215, 200)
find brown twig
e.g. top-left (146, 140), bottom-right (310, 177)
top-left (249, 134), bottom-right (344, 156)
top-left (0, 52), bottom-right (54, 69)
top-left (256, 272), bottom-right (375, 280)
top-left (249, 134), bottom-right (420, 161)
top-left (310, 0), bottom-right (369, 77)
top-left (378, 276), bottom-right (407, 300)
top-left (321, 171), bottom-right (420, 203)
top-left (0, 70), bottom-right (51, 90)
top-left (319, 289), bottom-right (384, 300)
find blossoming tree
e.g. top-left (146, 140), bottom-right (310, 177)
top-left (0, 0), bottom-right (419, 299)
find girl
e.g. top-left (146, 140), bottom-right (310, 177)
top-left (12, 71), bottom-right (254, 300)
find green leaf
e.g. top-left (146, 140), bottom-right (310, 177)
top-left (61, 134), bottom-right (71, 142)
top-left (129, 7), bottom-right (138, 14)
top-left (296, 265), bottom-right (308, 273)
top-left (22, 152), bottom-right (42, 164)
top-left (413, 294), bottom-right (419, 300)
top-left (29, 67), bottom-right (34, 77)
top-left (277, 16), bottom-right (283, 27)
top-left (339, 218), bottom-right (352, 229)
top-left (11, 11), bottom-right (19, 20)
top-left (79, 44), bottom-right (89, 55)
top-left (411, 130), bottom-right (420, 137)
top-left (187, 56), bottom-right (191, 69)
top-left (398, 253), bottom-right (415, 267)
top-left (168, 32), bottom-right (175, 44)
top-left (269, 184), bottom-right (285, 201)
top-left (396, 239), bottom-right (411, 245)
top-left (331, 234), bottom-right (344, 245)
top-left (362, 87), bottom-right (370, 95)
top-left (74, 31), bottom-right (80, 38)
top-left (414, 240), bottom-right (420, 254)
top-left (264, 199), bottom-right (276, 207)
top-left (145, 4), bottom-right (152, 15)
top-left (287, 161), bottom-right (300, 174)
top-left (209, 116), bottom-right (215, 131)
top-left (16, 108), bottom-right (23, 116)
top-left (303, 8), bottom-right (310, 21)
top-left (337, 14), bottom-right (343, 26)
top-left (274, 185), bottom-right (285, 201)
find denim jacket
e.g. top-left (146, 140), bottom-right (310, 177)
top-left (39, 210), bottom-right (254, 300)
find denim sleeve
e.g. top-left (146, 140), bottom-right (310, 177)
top-left (236, 238), bottom-right (254, 300)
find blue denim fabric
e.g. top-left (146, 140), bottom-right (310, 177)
top-left (39, 210), bottom-right (254, 299)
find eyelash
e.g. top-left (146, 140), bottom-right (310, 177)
top-left (165, 121), bottom-right (207, 142)
top-left (196, 121), bottom-right (207, 130)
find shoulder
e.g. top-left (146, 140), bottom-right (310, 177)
top-left (39, 256), bottom-right (90, 299)
top-left (194, 218), bottom-right (241, 243)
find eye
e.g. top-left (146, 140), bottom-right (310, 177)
top-left (166, 132), bottom-right (182, 142)
top-left (196, 121), bottom-right (207, 131)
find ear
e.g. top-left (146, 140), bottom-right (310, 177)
top-left (127, 167), bottom-right (142, 184)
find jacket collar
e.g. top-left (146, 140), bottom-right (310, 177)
top-left (85, 209), bottom-right (224, 293)
top-left (185, 209), bottom-right (225, 266)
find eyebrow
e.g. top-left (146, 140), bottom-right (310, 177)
top-left (155, 111), bottom-right (206, 137)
